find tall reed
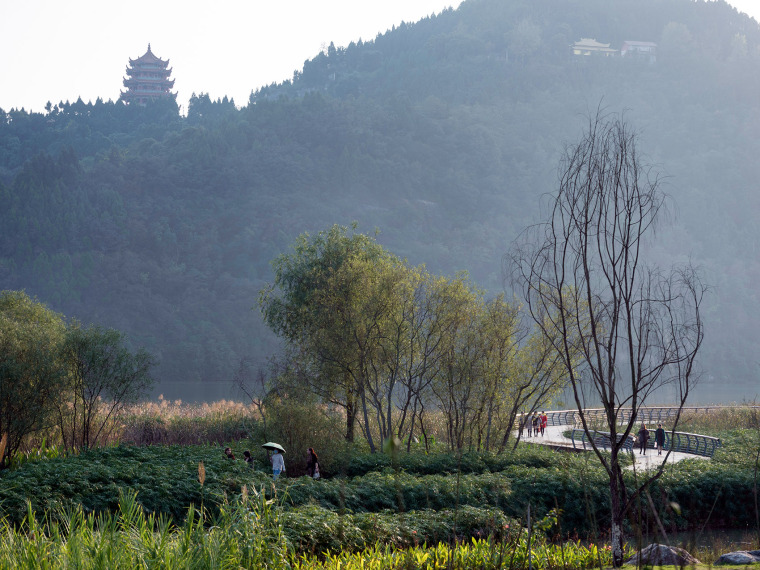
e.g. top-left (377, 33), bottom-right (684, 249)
top-left (0, 487), bottom-right (291, 569)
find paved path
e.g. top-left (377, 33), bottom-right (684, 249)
top-left (522, 425), bottom-right (709, 470)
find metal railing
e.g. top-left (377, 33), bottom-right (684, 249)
top-left (544, 406), bottom-right (742, 428)
top-left (516, 406), bottom-right (729, 457)
top-left (569, 429), bottom-right (635, 453)
top-left (567, 427), bottom-right (721, 457)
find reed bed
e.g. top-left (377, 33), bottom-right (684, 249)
top-left (676, 404), bottom-right (760, 435)
top-left (0, 488), bottom-right (290, 570)
top-left (118, 396), bottom-right (258, 446)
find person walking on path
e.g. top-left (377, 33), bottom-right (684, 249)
top-left (540, 412), bottom-right (548, 437)
top-left (271, 449), bottom-right (285, 480)
top-left (306, 448), bottom-right (320, 478)
top-left (527, 414), bottom-right (533, 437)
top-left (532, 413), bottom-right (540, 437)
top-left (655, 424), bottom-right (666, 456)
top-left (637, 424), bottom-right (650, 455)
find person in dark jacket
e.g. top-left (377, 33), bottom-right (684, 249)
top-left (306, 447), bottom-right (320, 478)
top-left (637, 424), bottom-right (650, 455)
top-left (655, 424), bottom-right (666, 455)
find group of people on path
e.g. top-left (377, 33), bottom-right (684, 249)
top-left (518, 412), bottom-right (669, 457)
top-left (224, 446), bottom-right (320, 480)
top-left (524, 411), bottom-right (548, 438)
top-left (635, 424), bottom-right (667, 456)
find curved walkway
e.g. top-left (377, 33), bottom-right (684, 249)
top-left (523, 424), bottom-right (709, 470)
top-left (519, 407), bottom-right (731, 469)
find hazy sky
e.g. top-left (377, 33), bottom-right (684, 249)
top-left (1, 0), bottom-right (757, 114)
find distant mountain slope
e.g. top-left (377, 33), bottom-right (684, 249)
top-left (1, 0), bottom-right (758, 401)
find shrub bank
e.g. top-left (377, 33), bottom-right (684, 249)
top-left (283, 471), bottom-right (512, 513)
top-left (282, 504), bottom-right (515, 555)
top-left (0, 490), bottom-right (626, 569)
top-left (0, 443), bottom-right (756, 536)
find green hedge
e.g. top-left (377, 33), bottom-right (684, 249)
top-left (282, 504), bottom-right (514, 555)
top-left (282, 470), bottom-right (512, 513)
top-left (0, 442), bottom-right (755, 536)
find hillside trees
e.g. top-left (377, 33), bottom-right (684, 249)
top-left (260, 225), bottom-right (567, 452)
top-left (511, 111), bottom-right (705, 566)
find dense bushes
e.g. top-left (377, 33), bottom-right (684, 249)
top-left (0, 439), bottom-right (756, 537)
top-left (282, 504), bottom-right (515, 555)
top-left (334, 445), bottom-right (558, 478)
top-left (283, 470), bottom-right (512, 513)
top-left (0, 444), bottom-right (267, 525)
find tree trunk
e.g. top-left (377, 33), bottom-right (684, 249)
top-left (609, 465), bottom-right (626, 567)
top-left (360, 387), bottom-right (376, 453)
top-left (345, 394), bottom-right (356, 443)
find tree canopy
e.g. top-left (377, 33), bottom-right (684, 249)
top-left (260, 225), bottom-right (568, 452)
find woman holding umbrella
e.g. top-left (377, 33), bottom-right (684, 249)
top-left (271, 450), bottom-right (285, 480)
top-left (262, 442), bottom-right (286, 480)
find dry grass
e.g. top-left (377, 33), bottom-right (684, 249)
top-left (117, 395), bottom-right (260, 446)
top-left (676, 404), bottom-right (760, 435)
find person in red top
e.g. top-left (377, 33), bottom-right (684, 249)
top-left (540, 412), bottom-right (548, 436)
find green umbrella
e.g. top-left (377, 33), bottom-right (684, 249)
top-left (261, 442), bottom-right (285, 453)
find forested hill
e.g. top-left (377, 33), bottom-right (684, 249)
top-left (1, 0), bottom-right (759, 401)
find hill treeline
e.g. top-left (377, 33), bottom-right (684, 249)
top-left (1, 0), bottom-right (759, 400)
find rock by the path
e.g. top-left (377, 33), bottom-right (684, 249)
top-left (714, 550), bottom-right (760, 565)
top-left (625, 543), bottom-right (701, 566)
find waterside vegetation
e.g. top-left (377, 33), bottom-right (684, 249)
top-left (0, 403), bottom-right (758, 567)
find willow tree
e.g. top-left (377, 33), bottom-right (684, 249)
top-left (259, 224), bottom-right (399, 446)
top-left (511, 112), bottom-right (705, 567)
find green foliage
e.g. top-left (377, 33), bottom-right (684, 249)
top-left (0, 486), bottom-right (627, 569)
top-left (1, 0), bottom-right (758, 401)
top-left (336, 446), bottom-right (559, 478)
top-left (251, 395), bottom-right (347, 477)
top-left (0, 487), bottom-right (290, 569)
top-left (260, 226), bottom-right (562, 454)
top-left (0, 291), bottom-right (67, 467)
top-left (0, 444), bottom-right (270, 526)
top-left (275, 470), bottom-right (511, 515)
top-left (298, 537), bottom-right (630, 570)
top-left (282, 504), bottom-right (514, 555)
top-left (0, 429), bottom-right (756, 567)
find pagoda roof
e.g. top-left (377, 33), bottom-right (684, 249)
top-left (125, 65), bottom-right (173, 77)
top-left (129, 44), bottom-right (170, 67)
top-left (123, 77), bottom-right (175, 87)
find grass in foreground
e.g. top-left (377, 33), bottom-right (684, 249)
top-left (0, 488), bottom-right (629, 570)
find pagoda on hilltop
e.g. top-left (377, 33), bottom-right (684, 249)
top-left (120, 44), bottom-right (176, 105)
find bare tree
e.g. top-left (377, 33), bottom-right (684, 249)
top-left (58, 324), bottom-right (154, 453)
top-left (511, 111), bottom-right (705, 567)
